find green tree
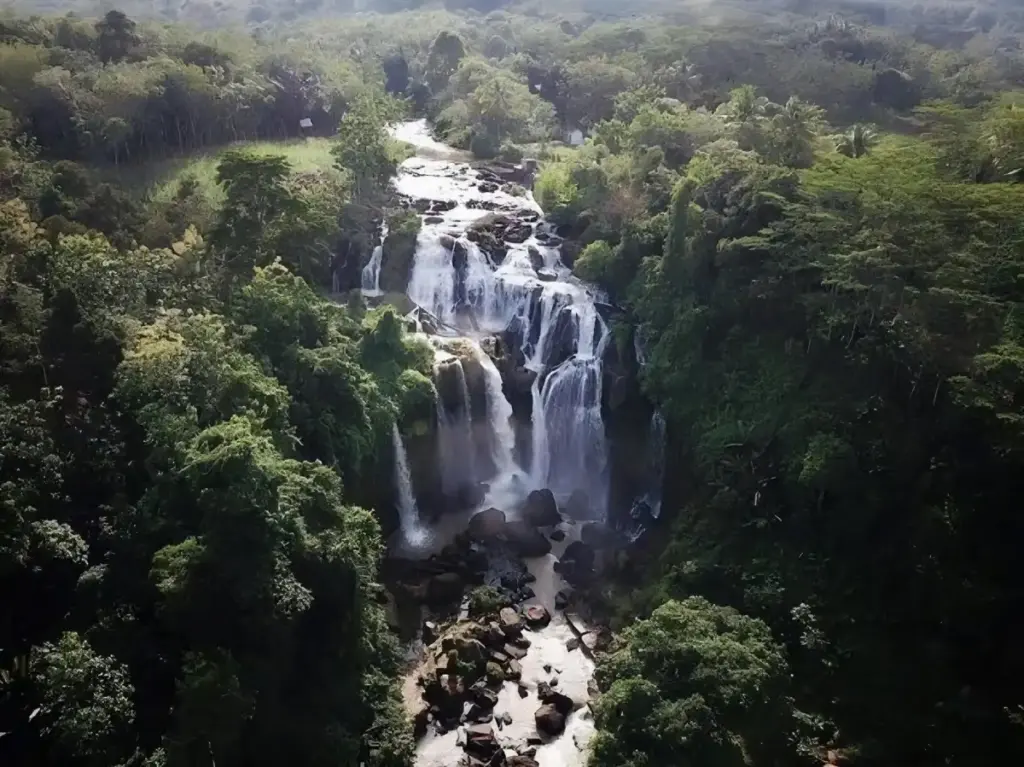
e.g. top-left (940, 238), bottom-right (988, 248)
top-left (592, 598), bottom-right (791, 767)
top-left (94, 11), bottom-right (140, 65)
top-left (833, 123), bottom-right (878, 158)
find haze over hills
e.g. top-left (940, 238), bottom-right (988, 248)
top-left (1, 1), bottom-right (1024, 767)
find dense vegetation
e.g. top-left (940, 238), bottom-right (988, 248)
top-left (3, 1), bottom-right (1024, 766)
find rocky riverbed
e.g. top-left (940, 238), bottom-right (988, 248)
top-left (394, 490), bottom-right (615, 767)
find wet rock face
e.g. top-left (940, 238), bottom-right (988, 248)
top-left (534, 703), bottom-right (565, 736)
top-left (503, 521), bottom-right (552, 559)
top-left (469, 508), bottom-right (507, 542)
top-left (521, 489), bottom-right (560, 527)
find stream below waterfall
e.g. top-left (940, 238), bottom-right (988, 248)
top-left (375, 121), bottom-right (606, 767)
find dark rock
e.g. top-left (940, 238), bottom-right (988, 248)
top-left (490, 650), bottom-right (509, 665)
top-left (507, 757), bottom-right (538, 767)
top-left (485, 661), bottom-right (505, 684)
top-left (554, 590), bottom-right (571, 610)
top-left (465, 723), bottom-right (501, 761)
top-left (527, 245), bottom-right (545, 272)
top-left (517, 682), bottom-right (529, 698)
top-left (478, 181), bottom-right (500, 194)
top-left (504, 643), bottom-right (528, 661)
top-left (549, 529), bottom-right (566, 542)
top-left (427, 572), bottom-right (465, 604)
top-left (430, 199), bottom-right (457, 213)
top-left (413, 703), bottom-right (430, 738)
top-left (425, 215), bottom-right (445, 225)
top-left (485, 622), bottom-right (505, 647)
top-left (537, 681), bottom-right (575, 715)
top-left (499, 607), bottom-right (524, 635)
top-left (423, 620), bottom-right (439, 645)
top-left (502, 521), bottom-right (552, 558)
top-left (562, 541), bottom-right (595, 571)
top-left (522, 489), bottom-right (560, 527)
top-left (466, 703), bottom-right (494, 723)
top-left (511, 634), bottom-right (531, 649)
top-left (504, 222), bottom-right (532, 243)
top-left (566, 637), bottom-right (581, 652)
top-left (549, 676), bottom-right (559, 687)
top-left (469, 508), bottom-right (507, 541)
top-left (458, 482), bottom-right (488, 509)
top-left (471, 683), bottom-right (499, 710)
top-left (507, 659), bottom-right (522, 680)
top-left (524, 605), bottom-right (551, 628)
top-left (536, 268), bottom-right (557, 282)
top-left (534, 703), bottom-right (565, 736)
top-left (456, 638), bottom-right (488, 666)
top-left (563, 489), bottom-right (600, 521)
top-left (500, 711), bottom-right (513, 726)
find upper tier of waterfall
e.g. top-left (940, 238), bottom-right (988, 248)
top-left (373, 130), bottom-right (611, 521)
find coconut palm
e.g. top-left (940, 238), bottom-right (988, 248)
top-left (715, 85), bottom-right (771, 126)
top-left (834, 123), bottom-right (879, 158)
top-left (768, 96), bottom-right (826, 168)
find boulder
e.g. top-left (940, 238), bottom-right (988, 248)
top-left (504, 643), bottom-right (528, 661)
top-left (485, 622), bottom-right (505, 647)
top-left (554, 590), bottom-right (571, 610)
top-left (537, 681), bottom-right (575, 715)
top-left (456, 637), bottom-right (488, 666)
top-left (566, 637), bottom-right (580, 652)
top-left (471, 683), bottom-right (499, 710)
top-left (534, 703), bottom-right (565, 736)
top-left (423, 620), bottom-right (439, 645)
top-left (508, 757), bottom-right (539, 767)
top-left (562, 541), bottom-right (595, 571)
top-left (536, 268), bottom-right (557, 282)
top-left (524, 605), bottom-right (551, 628)
top-left (486, 661), bottom-right (505, 684)
top-left (527, 245), bottom-right (545, 272)
top-left (499, 607), bottom-right (524, 635)
top-left (517, 682), bottom-right (529, 698)
top-left (469, 508), bottom-right (508, 541)
top-left (425, 215), bottom-right (445, 225)
top-left (549, 529), bottom-right (566, 542)
top-left (503, 521), bottom-right (552, 558)
top-left (507, 659), bottom-right (523, 680)
top-left (522, 489), bottom-right (560, 527)
top-left (412, 702), bottom-right (431, 738)
top-left (465, 723), bottom-right (501, 761)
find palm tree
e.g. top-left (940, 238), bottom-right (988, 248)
top-left (769, 96), bottom-right (826, 168)
top-left (834, 124), bottom-right (879, 158)
top-left (715, 85), bottom-right (771, 126)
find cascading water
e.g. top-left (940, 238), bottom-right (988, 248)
top-left (433, 355), bottom-right (476, 496)
top-left (392, 422), bottom-right (427, 547)
top-left (361, 220), bottom-right (388, 296)
top-left (389, 120), bottom-right (602, 767)
top-left (361, 244), bottom-right (383, 294)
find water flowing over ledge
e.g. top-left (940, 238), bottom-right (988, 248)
top-left (377, 121), bottom-right (609, 767)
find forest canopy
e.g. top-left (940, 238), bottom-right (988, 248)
top-left (2, 1), bottom-right (1024, 766)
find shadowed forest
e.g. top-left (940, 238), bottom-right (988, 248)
top-left (2, 0), bottom-right (1024, 766)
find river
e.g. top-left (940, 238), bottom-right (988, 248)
top-left (375, 120), bottom-right (607, 767)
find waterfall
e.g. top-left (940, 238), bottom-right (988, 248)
top-left (477, 346), bottom-right (516, 477)
top-left (434, 357), bottom-right (476, 496)
top-left (361, 220), bottom-right (388, 296)
top-left (392, 422), bottom-right (427, 547)
top-left (361, 244), bottom-right (383, 295)
top-left (531, 359), bottom-right (609, 516)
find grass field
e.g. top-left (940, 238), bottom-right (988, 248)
top-left (131, 137), bottom-right (338, 208)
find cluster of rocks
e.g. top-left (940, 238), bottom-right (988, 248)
top-left (412, 605), bottom-right (558, 766)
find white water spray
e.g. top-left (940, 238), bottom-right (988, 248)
top-left (392, 422), bottom-right (427, 547)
